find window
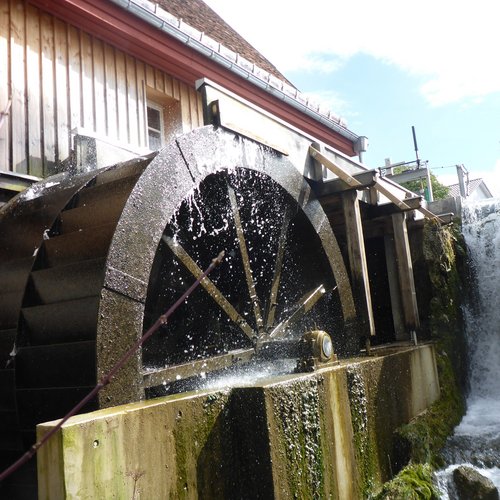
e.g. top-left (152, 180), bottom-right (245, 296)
top-left (147, 102), bottom-right (164, 151)
top-left (145, 87), bottom-right (182, 150)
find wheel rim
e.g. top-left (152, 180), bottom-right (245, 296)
top-left (96, 127), bottom-right (356, 405)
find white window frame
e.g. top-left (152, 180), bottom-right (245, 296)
top-left (146, 101), bottom-right (165, 151)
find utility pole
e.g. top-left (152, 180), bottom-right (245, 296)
top-left (412, 126), bottom-right (433, 201)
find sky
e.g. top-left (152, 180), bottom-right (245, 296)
top-left (204, 0), bottom-right (500, 196)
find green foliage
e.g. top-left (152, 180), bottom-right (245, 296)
top-left (373, 464), bottom-right (440, 500)
top-left (401, 173), bottom-right (449, 200)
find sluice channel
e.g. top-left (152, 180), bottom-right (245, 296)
top-left (437, 199), bottom-right (500, 497)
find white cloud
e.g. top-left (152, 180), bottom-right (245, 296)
top-left (301, 89), bottom-right (353, 118)
top-left (474, 160), bottom-right (500, 197)
top-left (204, 0), bottom-right (500, 107)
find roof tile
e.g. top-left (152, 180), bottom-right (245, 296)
top-left (154, 0), bottom-right (294, 86)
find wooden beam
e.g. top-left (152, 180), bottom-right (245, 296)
top-left (384, 234), bottom-right (406, 340)
top-left (310, 146), bottom-right (443, 227)
top-left (269, 284), bottom-right (327, 339)
top-left (142, 348), bottom-right (255, 388)
top-left (313, 170), bottom-right (377, 196)
top-left (391, 213), bottom-right (420, 330)
top-left (342, 190), bottom-right (375, 337)
top-left (418, 205), bottom-right (445, 223)
top-left (309, 145), bottom-right (363, 188)
top-left (373, 180), bottom-right (413, 211)
top-left (365, 196), bottom-right (422, 219)
top-left (385, 167), bottom-right (430, 184)
top-left (163, 236), bottom-right (255, 340)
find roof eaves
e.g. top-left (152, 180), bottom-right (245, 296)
top-left (447, 178), bottom-right (493, 198)
top-left (108, 0), bottom-right (359, 145)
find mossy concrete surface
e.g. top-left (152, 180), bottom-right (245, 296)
top-left (37, 390), bottom-right (232, 499)
top-left (37, 344), bottom-right (439, 499)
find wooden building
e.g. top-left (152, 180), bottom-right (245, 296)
top-left (0, 0), bottom-right (440, 357)
top-left (0, 0), bottom-right (443, 352)
top-left (0, 0), bottom-right (359, 192)
top-left (0, 0), bottom-right (449, 495)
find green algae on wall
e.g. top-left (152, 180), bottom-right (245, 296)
top-left (346, 365), bottom-right (379, 497)
top-left (267, 378), bottom-right (325, 500)
top-left (172, 391), bottom-right (232, 498)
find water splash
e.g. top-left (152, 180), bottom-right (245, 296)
top-left (198, 358), bottom-right (297, 391)
top-left (437, 198), bottom-right (500, 495)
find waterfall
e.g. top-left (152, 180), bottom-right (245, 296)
top-left (436, 198), bottom-right (500, 496)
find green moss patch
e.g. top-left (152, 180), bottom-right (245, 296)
top-left (373, 463), bottom-right (440, 499)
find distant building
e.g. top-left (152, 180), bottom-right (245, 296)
top-left (447, 178), bottom-right (493, 201)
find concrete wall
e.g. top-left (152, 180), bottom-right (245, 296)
top-left (37, 344), bottom-right (440, 499)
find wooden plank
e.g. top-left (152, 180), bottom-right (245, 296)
top-left (164, 73), bottom-right (173, 97)
top-left (145, 64), bottom-right (155, 88)
top-left (80, 31), bottom-right (94, 131)
top-left (392, 213), bottom-right (420, 330)
top-left (373, 180), bottom-right (412, 211)
top-left (309, 146), bottom-right (362, 188)
top-left (40, 12), bottom-right (56, 175)
top-left (385, 167), bottom-right (430, 184)
top-left (143, 348), bottom-right (255, 388)
top-left (136, 61), bottom-right (146, 148)
top-left (92, 37), bottom-right (106, 137)
top-left (384, 234), bottom-right (406, 340)
top-left (67, 25), bottom-right (82, 133)
top-left (0, 1), bottom-right (10, 170)
top-left (104, 44), bottom-right (118, 141)
top-left (227, 184), bottom-right (264, 332)
top-left (196, 90), bottom-right (204, 128)
top-left (189, 87), bottom-right (201, 129)
top-left (314, 170), bottom-right (377, 196)
top-left (154, 67), bottom-right (164, 93)
top-left (163, 236), bottom-right (254, 339)
top-left (115, 49), bottom-right (127, 144)
top-left (179, 82), bottom-right (191, 132)
top-left (172, 77), bottom-right (180, 100)
top-left (165, 99), bottom-right (182, 143)
top-left (366, 196), bottom-right (422, 219)
top-left (25, 4), bottom-right (43, 177)
top-left (418, 205), bottom-right (443, 222)
top-left (10, 0), bottom-right (27, 173)
top-left (342, 190), bottom-right (375, 337)
top-left (125, 54), bottom-right (138, 146)
top-left (54, 17), bottom-right (70, 163)
top-left (269, 285), bottom-right (327, 339)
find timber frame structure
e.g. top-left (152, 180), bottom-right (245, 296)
top-left (0, 0), bottom-right (446, 346)
top-left (0, 0), bottom-right (454, 496)
top-left (0, 2), bottom-right (450, 494)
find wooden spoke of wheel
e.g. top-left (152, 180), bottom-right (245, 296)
top-left (142, 348), bottom-right (255, 388)
top-left (227, 184), bottom-right (264, 333)
top-left (269, 284), bottom-right (328, 339)
top-left (265, 206), bottom-right (291, 330)
top-left (163, 236), bottom-right (254, 340)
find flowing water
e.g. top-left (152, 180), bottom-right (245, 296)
top-left (436, 199), bottom-right (500, 496)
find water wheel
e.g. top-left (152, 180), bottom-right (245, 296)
top-left (0, 127), bottom-right (356, 461)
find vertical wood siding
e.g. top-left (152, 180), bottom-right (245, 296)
top-left (0, 0), bottom-right (204, 177)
